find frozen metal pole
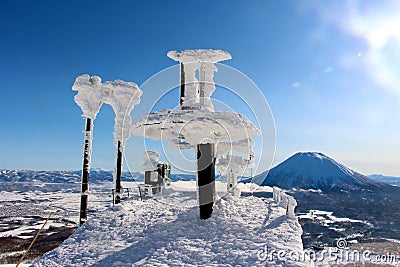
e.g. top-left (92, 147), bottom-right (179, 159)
top-left (180, 63), bottom-right (185, 108)
top-left (114, 140), bottom-right (123, 204)
top-left (199, 62), bottom-right (205, 106)
top-left (79, 118), bottom-right (92, 225)
top-left (197, 143), bottom-right (216, 219)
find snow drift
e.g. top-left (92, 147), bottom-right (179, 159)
top-left (32, 182), bottom-right (306, 266)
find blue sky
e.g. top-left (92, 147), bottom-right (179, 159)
top-left (0, 0), bottom-right (399, 175)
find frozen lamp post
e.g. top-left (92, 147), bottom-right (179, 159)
top-left (217, 153), bottom-right (254, 197)
top-left (216, 138), bottom-right (255, 197)
top-left (73, 74), bottom-right (142, 224)
top-left (133, 49), bottom-right (260, 219)
top-left (72, 74), bottom-right (104, 225)
top-left (103, 80), bottom-right (142, 204)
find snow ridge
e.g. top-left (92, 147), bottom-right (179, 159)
top-left (32, 186), bottom-right (306, 266)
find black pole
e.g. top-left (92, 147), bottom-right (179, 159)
top-left (114, 140), bottom-right (123, 204)
top-left (79, 118), bottom-right (92, 225)
top-left (197, 143), bottom-right (216, 219)
top-left (180, 62), bottom-right (185, 107)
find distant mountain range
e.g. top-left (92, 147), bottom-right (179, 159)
top-left (368, 174), bottom-right (400, 187)
top-left (1, 153), bottom-right (398, 191)
top-left (1, 152), bottom-right (400, 248)
top-left (0, 169), bottom-right (196, 184)
top-left (0, 169), bottom-right (133, 183)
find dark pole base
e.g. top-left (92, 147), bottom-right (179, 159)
top-left (199, 203), bottom-right (213, 219)
top-left (114, 140), bottom-right (123, 204)
top-left (79, 194), bottom-right (88, 225)
top-left (197, 143), bottom-right (216, 220)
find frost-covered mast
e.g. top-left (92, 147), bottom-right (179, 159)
top-left (72, 75), bottom-right (104, 225)
top-left (168, 50), bottom-right (231, 219)
top-left (133, 49), bottom-right (260, 220)
top-left (216, 139), bottom-right (255, 197)
top-left (103, 81), bottom-right (142, 204)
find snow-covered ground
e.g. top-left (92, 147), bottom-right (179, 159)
top-left (32, 182), bottom-right (306, 267)
top-left (298, 209), bottom-right (374, 229)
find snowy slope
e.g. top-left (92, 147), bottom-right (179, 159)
top-left (259, 152), bottom-right (387, 191)
top-left (32, 183), bottom-right (306, 267)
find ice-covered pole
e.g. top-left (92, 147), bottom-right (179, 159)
top-left (103, 80), bottom-right (142, 204)
top-left (80, 118), bottom-right (92, 224)
top-left (133, 49), bottom-right (259, 219)
top-left (167, 49), bottom-right (232, 219)
top-left (72, 74), bottom-right (104, 225)
top-left (180, 63), bottom-right (185, 107)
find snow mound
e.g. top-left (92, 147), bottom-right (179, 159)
top-left (32, 186), bottom-right (305, 266)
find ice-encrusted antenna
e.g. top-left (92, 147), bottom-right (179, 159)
top-left (132, 49), bottom-right (260, 220)
top-left (103, 79), bottom-right (143, 204)
top-left (72, 74), bottom-right (105, 226)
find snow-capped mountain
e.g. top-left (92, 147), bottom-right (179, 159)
top-left (254, 152), bottom-right (400, 249)
top-left (258, 152), bottom-right (389, 192)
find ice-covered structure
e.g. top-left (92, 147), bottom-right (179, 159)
top-left (132, 49), bottom-right (260, 219)
top-left (133, 109), bottom-right (259, 146)
top-left (141, 151), bottom-right (171, 196)
top-left (217, 154), bottom-right (255, 197)
top-left (72, 74), bottom-right (106, 225)
top-left (73, 74), bottom-right (142, 220)
top-left (102, 80), bottom-right (142, 148)
top-left (142, 151), bottom-right (161, 172)
top-left (167, 49), bottom-right (231, 111)
top-left (273, 187), bottom-right (297, 219)
top-left (73, 74), bottom-right (104, 120)
top-left (102, 79), bottom-right (142, 204)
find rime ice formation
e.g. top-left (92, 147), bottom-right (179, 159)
top-left (180, 62), bottom-right (200, 108)
top-left (142, 151), bottom-right (161, 172)
top-left (73, 74), bottom-right (143, 147)
top-left (217, 155), bottom-right (255, 175)
top-left (167, 49), bottom-right (231, 63)
top-left (217, 155), bottom-right (255, 196)
top-left (133, 49), bottom-right (259, 161)
top-left (167, 49), bottom-right (232, 111)
top-left (103, 80), bottom-right (143, 147)
top-left (216, 138), bottom-right (255, 157)
top-left (132, 109), bottom-right (260, 146)
top-left (32, 185), bottom-right (306, 267)
top-left (273, 187), bottom-right (297, 219)
top-left (133, 49), bottom-right (259, 215)
top-left (72, 74), bottom-right (104, 119)
top-left (198, 62), bottom-right (218, 109)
